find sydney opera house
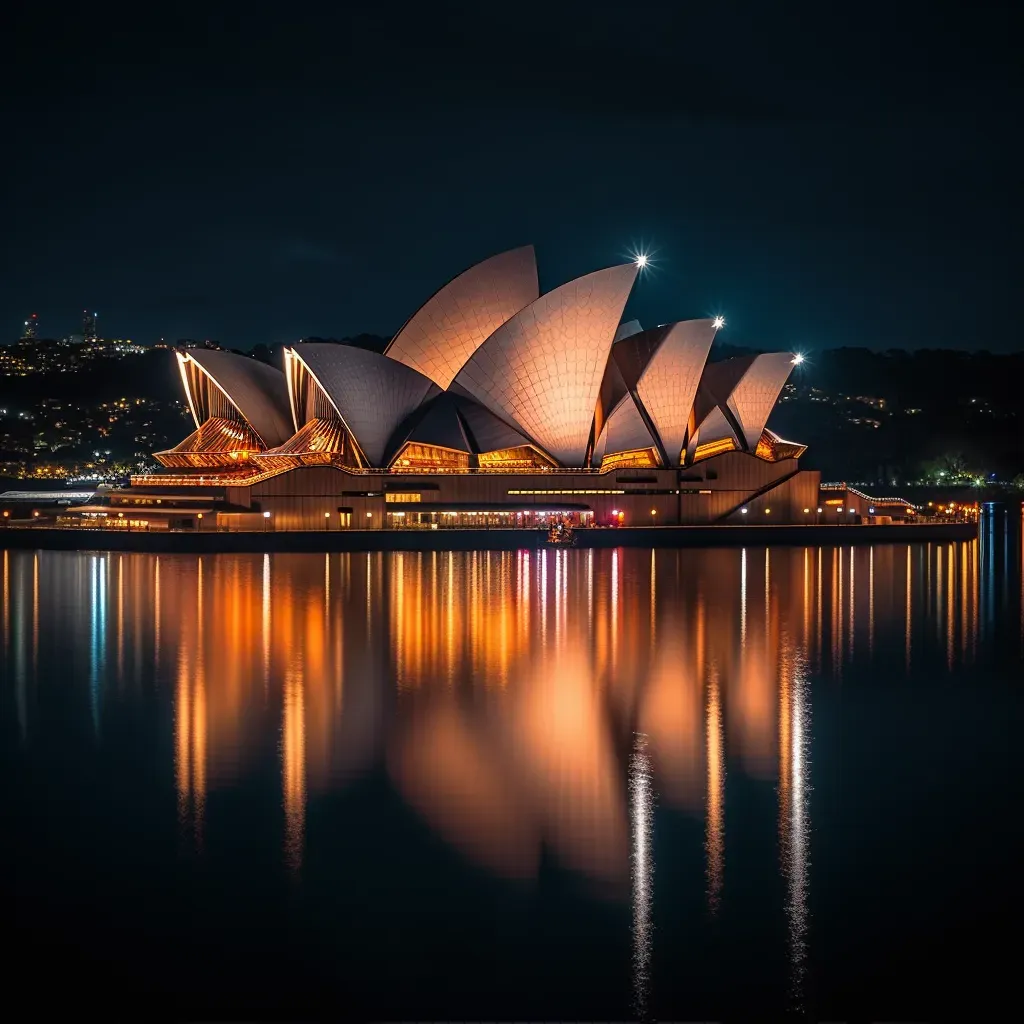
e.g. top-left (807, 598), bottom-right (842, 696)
top-left (118, 246), bottom-right (819, 529)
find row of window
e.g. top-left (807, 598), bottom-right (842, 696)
top-left (507, 488), bottom-right (625, 495)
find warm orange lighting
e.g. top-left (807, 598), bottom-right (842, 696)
top-left (388, 441), bottom-right (470, 471)
top-left (650, 509), bottom-right (657, 516)
top-left (478, 445), bottom-right (557, 470)
top-left (197, 513), bottom-right (203, 519)
top-left (600, 447), bottom-right (660, 471)
top-left (765, 508), bottom-right (771, 514)
top-left (325, 512), bottom-right (330, 518)
top-left (33, 511), bottom-right (40, 518)
top-left (366, 512), bottom-right (373, 518)
top-left (692, 437), bottom-right (737, 462)
top-left (755, 428), bottom-right (807, 463)
top-left (155, 416), bottom-right (263, 469)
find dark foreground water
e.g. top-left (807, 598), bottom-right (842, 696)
top-left (2, 508), bottom-right (1022, 1021)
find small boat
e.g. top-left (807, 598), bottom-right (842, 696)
top-left (546, 523), bottom-right (576, 546)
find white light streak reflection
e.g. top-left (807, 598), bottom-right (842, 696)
top-left (630, 732), bottom-right (654, 1021)
top-left (779, 646), bottom-right (812, 1015)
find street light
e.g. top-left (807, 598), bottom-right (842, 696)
top-left (650, 508), bottom-right (657, 525)
top-left (263, 510), bottom-right (271, 532)
top-left (324, 511), bottom-right (331, 531)
top-left (197, 512), bottom-right (203, 532)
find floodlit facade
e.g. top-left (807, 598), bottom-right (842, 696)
top-left (130, 247), bottom-right (818, 528)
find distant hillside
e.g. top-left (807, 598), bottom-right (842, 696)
top-left (0, 349), bottom-right (180, 407)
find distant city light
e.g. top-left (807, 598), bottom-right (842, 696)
top-left (792, 353), bottom-right (805, 364)
top-left (713, 316), bottom-right (726, 330)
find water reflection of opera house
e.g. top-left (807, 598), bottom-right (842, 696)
top-left (107, 246), bottom-right (821, 529)
top-left (1, 542), bottom-right (976, 884)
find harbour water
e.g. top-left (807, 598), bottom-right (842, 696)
top-left (1, 506), bottom-right (1021, 1019)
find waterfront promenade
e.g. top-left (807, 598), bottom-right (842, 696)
top-left (0, 522), bottom-right (978, 553)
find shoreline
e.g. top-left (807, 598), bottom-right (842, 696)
top-left (0, 522), bottom-right (978, 553)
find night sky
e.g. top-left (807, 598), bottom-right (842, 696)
top-left (3, 3), bottom-right (1021, 352)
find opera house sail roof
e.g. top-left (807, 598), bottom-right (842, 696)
top-left (610, 318), bottom-right (720, 466)
top-left (453, 263), bottom-right (639, 466)
top-left (153, 246), bottom-right (806, 478)
top-left (385, 245), bottom-right (540, 391)
top-left (177, 349), bottom-right (292, 448)
top-left (286, 343), bottom-right (437, 467)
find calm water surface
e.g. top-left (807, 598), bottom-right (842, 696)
top-left (2, 510), bottom-right (1022, 1020)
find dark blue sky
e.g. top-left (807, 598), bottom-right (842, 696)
top-left (2, 2), bottom-right (1021, 352)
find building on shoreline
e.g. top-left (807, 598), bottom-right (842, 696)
top-left (85, 246), bottom-right (820, 529)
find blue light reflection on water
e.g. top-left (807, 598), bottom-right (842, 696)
top-left (89, 554), bottom-right (107, 733)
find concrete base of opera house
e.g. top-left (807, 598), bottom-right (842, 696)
top-left (60, 451), bottom-right (828, 531)
top-left (0, 522), bottom-right (979, 554)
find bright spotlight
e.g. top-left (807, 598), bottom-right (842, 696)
top-left (634, 253), bottom-right (648, 268)
top-left (792, 353), bottom-right (805, 365)
top-left (713, 316), bottom-right (725, 330)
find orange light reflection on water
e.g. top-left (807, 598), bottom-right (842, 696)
top-left (6, 541), bottom-right (988, 890)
